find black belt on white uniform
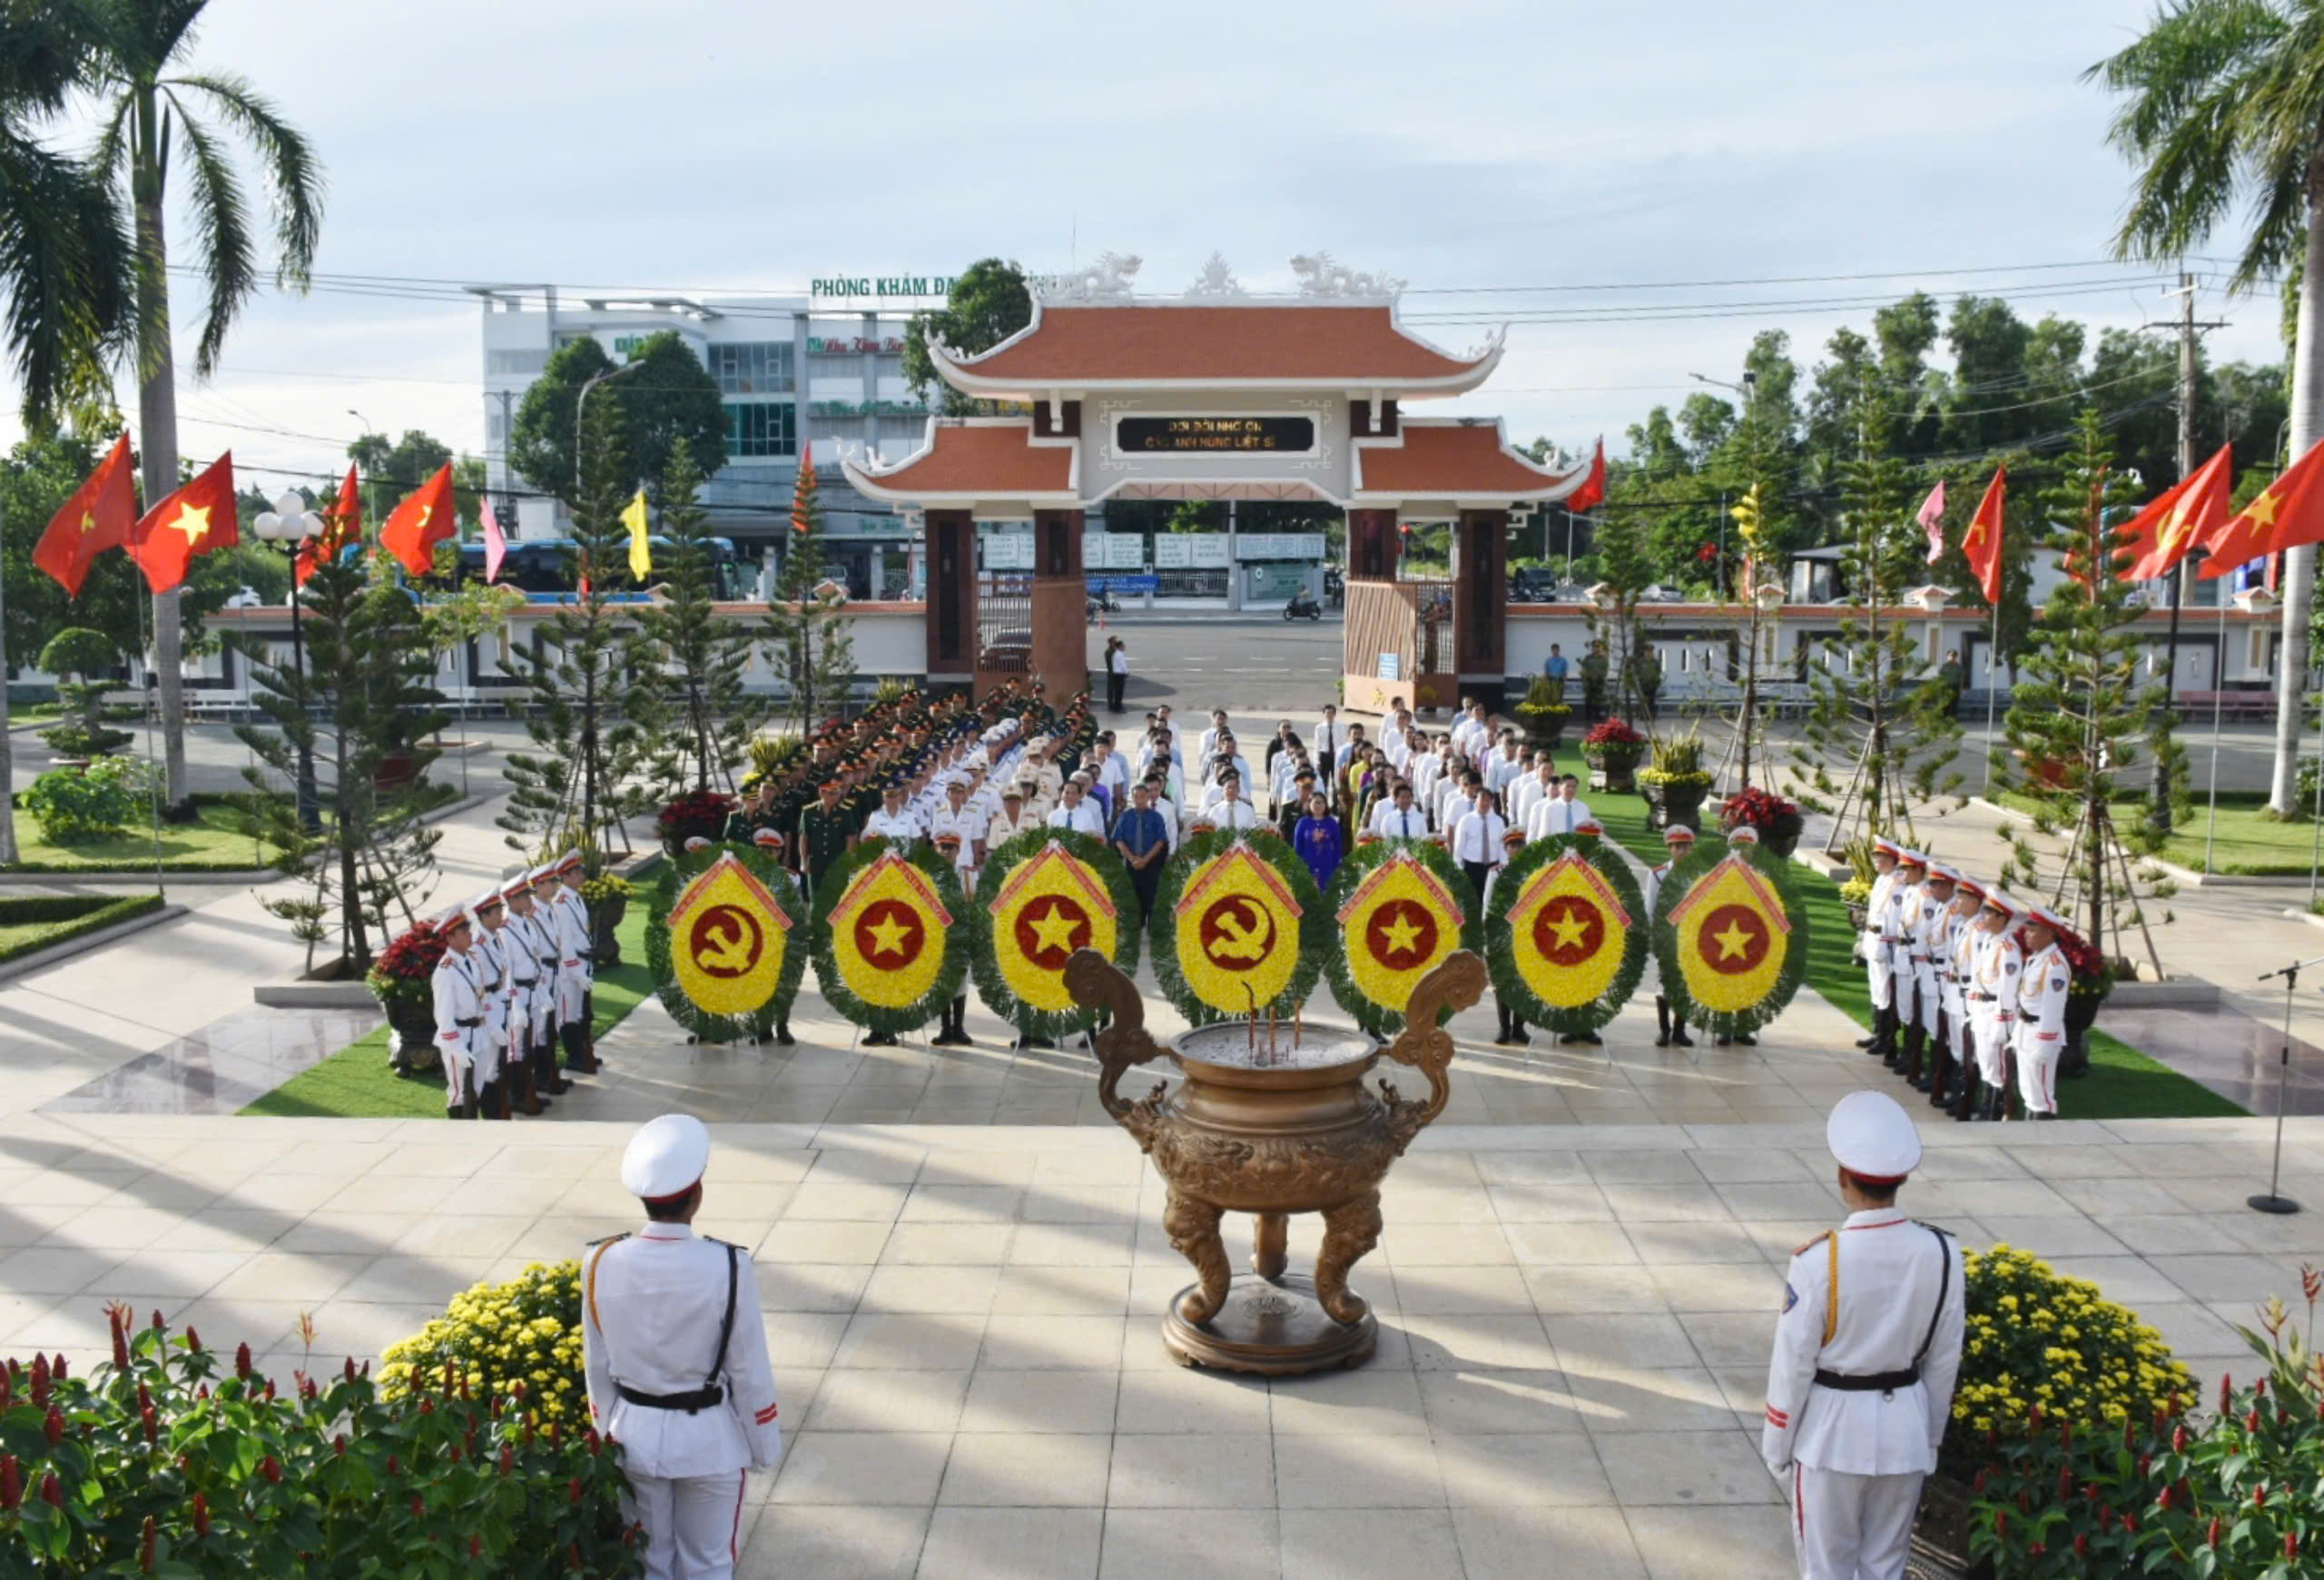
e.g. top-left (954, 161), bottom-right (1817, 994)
top-left (615, 1241), bottom-right (741, 1416)
top-left (456, 1017), bottom-right (481, 1029)
top-left (1813, 1223), bottom-right (1953, 1396)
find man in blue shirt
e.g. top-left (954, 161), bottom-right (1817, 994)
top-left (1111, 782), bottom-right (1170, 922)
top-left (1542, 644), bottom-right (1570, 706)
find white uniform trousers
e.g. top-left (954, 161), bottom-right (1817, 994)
top-left (2015, 1026), bottom-right (2062, 1115)
top-left (1864, 941), bottom-right (1891, 1012)
top-left (1912, 964), bottom-right (1940, 1035)
top-left (1789, 1461), bottom-right (1921, 1580)
top-left (624, 1468), bottom-right (745, 1580)
top-left (1969, 1012), bottom-right (2010, 1089)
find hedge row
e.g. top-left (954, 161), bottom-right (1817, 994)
top-left (0, 894), bottom-right (164, 965)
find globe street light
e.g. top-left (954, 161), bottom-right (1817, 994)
top-left (252, 490), bottom-right (325, 832)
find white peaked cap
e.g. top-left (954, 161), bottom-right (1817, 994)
top-left (1827, 1091), bottom-right (1922, 1185)
top-left (622, 1113), bottom-right (711, 1203)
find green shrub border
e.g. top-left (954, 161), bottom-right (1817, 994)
top-left (0, 892), bottom-right (164, 965)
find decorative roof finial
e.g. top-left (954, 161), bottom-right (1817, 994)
top-left (1290, 252), bottom-right (1406, 299)
top-left (1039, 252), bottom-right (1142, 303)
top-left (1184, 252), bottom-right (1245, 300)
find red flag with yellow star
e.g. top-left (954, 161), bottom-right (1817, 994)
top-left (379, 462), bottom-right (457, 578)
top-left (129, 452), bottom-right (236, 595)
top-left (33, 434), bottom-right (136, 597)
top-left (2200, 438), bottom-right (2324, 579)
top-left (2118, 443), bottom-right (2233, 584)
top-left (1960, 464), bottom-right (2005, 605)
top-left (298, 462), bottom-right (362, 586)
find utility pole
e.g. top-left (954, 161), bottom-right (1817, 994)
top-left (2152, 271), bottom-right (2230, 834)
top-left (490, 390), bottom-right (518, 528)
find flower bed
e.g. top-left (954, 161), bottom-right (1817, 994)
top-left (0, 1302), bottom-right (637, 1574)
top-left (364, 919), bottom-right (447, 1012)
top-left (1719, 785), bottom-right (1805, 856)
top-left (655, 790), bottom-right (734, 857)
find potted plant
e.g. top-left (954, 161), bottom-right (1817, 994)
top-left (1720, 785), bottom-right (1806, 858)
top-left (1838, 837), bottom-right (1876, 932)
top-left (366, 919), bottom-right (448, 1072)
top-left (1512, 676), bottom-right (1573, 749)
top-left (2045, 920), bottom-right (2112, 1079)
top-left (1636, 728), bottom-right (1714, 832)
top-left (1581, 719), bottom-right (1648, 792)
top-left (655, 789), bottom-right (733, 858)
top-left (582, 871), bottom-right (635, 966)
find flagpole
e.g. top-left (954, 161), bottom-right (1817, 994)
top-left (136, 579), bottom-right (165, 905)
top-left (1982, 597), bottom-right (2002, 792)
top-left (2204, 592), bottom-right (2230, 874)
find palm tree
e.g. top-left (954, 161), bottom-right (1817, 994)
top-left (86, 0), bottom-right (322, 810)
top-left (2089, 2), bottom-right (2324, 817)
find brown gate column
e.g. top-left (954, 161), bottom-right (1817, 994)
top-left (1030, 508), bottom-right (1088, 702)
top-left (1453, 508), bottom-right (1509, 712)
top-left (923, 509), bottom-right (976, 698)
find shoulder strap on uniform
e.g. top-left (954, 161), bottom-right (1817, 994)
top-left (584, 1234), bottom-right (628, 1334)
top-left (1823, 1231), bottom-right (1840, 1347)
top-left (1912, 1225), bottom-right (1953, 1369)
top-left (705, 1241), bottom-right (740, 1391)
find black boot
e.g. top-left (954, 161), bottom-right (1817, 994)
top-left (1951, 1066), bottom-right (1979, 1122)
top-left (580, 990), bottom-right (597, 1065)
top-left (1493, 1004), bottom-right (1515, 1046)
top-left (1902, 1024), bottom-right (1927, 1089)
top-left (1509, 1011), bottom-right (1531, 1047)
top-left (533, 1037), bottom-right (566, 1101)
top-left (1926, 1037), bottom-right (1952, 1106)
top-left (1655, 997), bottom-right (1671, 1048)
top-left (1670, 1010), bottom-right (1693, 1048)
top-left (775, 1018), bottom-right (794, 1046)
top-left (560, 1017), bottom-right (597, 1077)
top-left (1865, 1004), bottom-right (1896, 1059)
top-left (482, 1078), bottom-right (511, 1121)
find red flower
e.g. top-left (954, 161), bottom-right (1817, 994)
top-left (2073, 1534), bottom-right (2089, 1558)
top-left (261, 1456), bottom-right (281, 1485)
top-left (192, 1492), bottom-right (210, 1536)
top-left (43, 1404), bottom-right (63, 1445)
top-left (2209, 1516), bottom-right (2223, 1548)
top-left (29, 1353), bottom-right (48, 1408)
top-left (1581, 719), bottom-right (1646, 749)
top-left (2221, 1373), bottom-right (2232, 1414)
top-left (37, 1473), bottom-right (59, 1509)
top-left (369, 921), bottom-right (448, 984)
top-left (2289, 1532), bottom-right (2301, 1561)
top-left (499, 1445), bottom-right (513, 1476)
top-left (2173, 1424), bottom-right (2189, 1453)
top-left (0, 1456), bottom-right (18, 1511)
top-left (569, 1476), bottom-right (583, 1504)
top-left (141, 1515), bottom-right (157, 1573)
top-left (142, 1405), bottom-right (157, 1443)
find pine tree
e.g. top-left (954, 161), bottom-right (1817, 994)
top-left (639, 438), bottom-right (765, 794)
top-left (1996, 410), bottom-right (2170, 970)
top-left (497, 395), bottom-right (657, 872)
top-left (1583, 506), bottom-right (1657, 723)
top-left (236, 557), bottom-right (448, 971)
top-left (1790, 387), bottom-right (1964, 847)
top-left (763, 450), bottom-right (857, 734)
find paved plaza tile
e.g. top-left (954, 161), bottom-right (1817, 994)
top-left (0, 1107), bottom-right (2317, 1577)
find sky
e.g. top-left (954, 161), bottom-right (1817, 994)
top-left (3, 0), bottom-right (2290, 503)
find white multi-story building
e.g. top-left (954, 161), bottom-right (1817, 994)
top-left (474, 281), bottom-right (947, 598)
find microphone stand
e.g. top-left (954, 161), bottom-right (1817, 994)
top-left (2246, 955), bottom-right (2321, 1215)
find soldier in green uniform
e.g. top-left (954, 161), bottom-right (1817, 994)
top-left (796, 779), bottom-right (855, 906)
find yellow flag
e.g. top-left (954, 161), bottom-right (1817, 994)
top-left (621, 489), bottom-right (652, 579)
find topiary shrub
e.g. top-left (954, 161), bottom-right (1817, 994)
top-left (35, 627), bottom-right (131, 758)
top-left (0, 1301), bottom-right (639, 1574)
top-left (17, 756), bottom-right (152, 843)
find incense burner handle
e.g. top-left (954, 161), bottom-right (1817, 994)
top-left (1380, 951), bottom-right (1487, 1152)
top-left (1066, 949), bottom-right (1170, 1144)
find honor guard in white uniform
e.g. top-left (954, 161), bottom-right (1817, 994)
top-left (466, 891), bottom-right (515, 1121)
top-left (584, 1116), bottom-right (781, 1580)
top-left (1763, 1091), bottom-right (1966, 1580)
top-left (1932, 877), bottom-right (1982, 1120)
top-left (1878, 852), bottom-right (1927, 1071)
top-left (429, 908), bottom-right (484, 1120)
top-left (551, 854), bottom-right (601, 1078)
top-left (530, 867), bottom-right (582, 1095)
top-left (1857, 840), bottom-right (1903, 1059)
top-left (1901, 864), bottom-right (1955, 1095)
top-left (1965, 891), bottom-right (2024, 1121)
top-left (1646, 824), bottom-right (1697, 1048)
top-left (2014, 904), bottom-right (2072, 1120)
top-left (500, 873), bottom-right (556, 1115)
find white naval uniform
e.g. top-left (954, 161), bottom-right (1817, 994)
top-left (862, 807), bottom-right (924, 844)
top-left (1763, 1209), bottom-right (1966, 1580)
top-left (547, 886), bottom-right (594, 1030)
top-left (2014, 942), bottom-right (2071, 1115)
top-left (507, 907), bottom-right (558, 1050)
top-left (468, 924), bottom-right (511, 1093)
top-left (1947, 915), bottom-right (1980, 1075)
top-left (1885, 881), bottom-right (1925, 1025)
top-left (1966, 928), bottom-right (2023, 1092)
top-left (1643, 860), bottom-right (1673, 998)
top-left (1932, 908), bottom-right (1971, 1054)
top-left (583, 1223), bottom-right (781, 1580)
top-left (1904, 889), bottom-right (1945, 1037)
top-left (929, 805), bottom-right (984, 891)
top-left (430, 947), bottom-right (483, 1111)
top-left (1861, 869), bottom-right (1898, 1011)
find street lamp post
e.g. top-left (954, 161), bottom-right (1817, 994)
top-left (252, 492), bottom-right (325, 833)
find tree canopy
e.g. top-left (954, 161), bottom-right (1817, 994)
top-left (902, 259), bottom-right (1034, 415)
top-left (507, 331), bottom-right (724, 505)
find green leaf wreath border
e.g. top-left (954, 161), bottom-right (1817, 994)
top-left (963, 826), bottom-right (1145, 1041)
top-left (1483, 832), bottom-right (1650, 1039)
top-left (645, 843), bottom-right (809, 1043)
top-left (1321, 835), bottom-right (1483, 1038)
top-left (1146, 827), bottom-right (1329, 1028)
top-left (1650, 838), bottom-right (1811, 1040)
top-left (808, 835), bottom-right (970, 1035)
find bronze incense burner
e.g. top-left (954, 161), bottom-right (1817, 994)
top-left (1062, 948), bottom-right (1486, 1375)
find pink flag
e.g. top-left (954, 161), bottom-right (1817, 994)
top-left (480, 499), bottom-right (506, 584)
top-left (1917, 479), bottom-right (1947, 564)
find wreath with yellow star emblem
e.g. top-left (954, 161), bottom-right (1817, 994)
top-left (962, 826), bottom-right (1143, 1042)
top-left (1322, 837), bottom-right (1482, 1038)
top-left (1651, 838), bottom-right (1810, 1040)
top-left (1483, 830), bottom-right (1649, 1040)
top-left (647, 843), bottom-right (810, 1043)
top-left (1147, 829), bottom-right (1328, 1027)
top-left (809, 836), bottom-right (970, 1036)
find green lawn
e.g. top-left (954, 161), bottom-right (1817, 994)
top-left (1992, 789), bottom-right (2324, 878)
top-left (1568, 754), bottom-right (2244, 1120)
top-left (5, 796), bottom-right (272, 874)
top-left (241, 903), bottom-right (657, 1118)
top-left (0, 893), bottom-right (165, 963)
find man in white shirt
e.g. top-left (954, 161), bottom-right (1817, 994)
top-left (1526, 775), bottom-right (1594, 841)
top-left (1205, 772), bottom-right (1262, 833)
top-left (1203, 736), bottom-right (1255, 800)
top-left (1142, 773), bottom-right (1181, 850)
top-left (1090, 733), bottom-right (1129, 811)
top-left (1450, 787), bottom-right (1508, 905)
top-left (1409, 737), bottom-right (1444, 810)
top-left (1508, 755), bottom-right (1558, 825)
top-left (1196, 709), bottom-right (1232, 765)
top-left (1372, 782), bottom-right (1429, 841)
top-left (1437, 770), bottom-right (1480, 840)
top-left (862, 784), bottom-right (923, 845)
top-left (1046, 776), bottom-right (1108, 837)
top-left (1313, 704), bottom-right (1343, 778)
top-left (1448, 698), bottom-right (1489, 764)
top-left (1484, 731), bottom-right (1527, 800)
